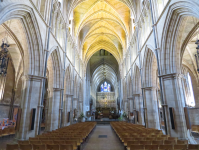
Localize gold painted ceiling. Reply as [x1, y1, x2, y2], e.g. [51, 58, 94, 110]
[73, 0, 131, 63]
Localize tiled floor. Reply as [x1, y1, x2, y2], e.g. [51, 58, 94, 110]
[83, 125, 124, 150]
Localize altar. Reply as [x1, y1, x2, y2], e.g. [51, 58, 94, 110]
[96, 92, 116, 108]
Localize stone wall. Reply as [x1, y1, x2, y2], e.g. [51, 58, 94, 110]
[189, 109, 199, 125]
[0, 105, 9, 120]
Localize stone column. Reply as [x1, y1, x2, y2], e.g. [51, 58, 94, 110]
[46, 88, 61, 131]
[73, 98, 78, 119]
[0, 76, 6, 101]
[129, 97, 137, 124]
[62, 94, 72, 126]
[124, 100, 128, 113]
[134, 94, 145, 126]
[143, 87, 160, 129]
[129, 98, 134, 112]
[15, 75, 43, 140]
[62, 94, 68, 127]
[161, 73, 196, 143]
[69, 95, 74, 125]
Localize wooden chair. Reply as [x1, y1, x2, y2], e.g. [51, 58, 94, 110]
[32, 144, 46, 150]
[145, 145, 159, 150]
[130, 145, 144, 150]
[6, 144, 19, 150]
[41, 140, 54, 144]
[29, 137, 39, 141]
[65, 141, 78, 150]
[159, 144, 173, 150]
[29, 141, 41, 144]
[174, 144, 187, 150]
[134, 138, 145, 141]
[168, 137, 178, 141]
[0, 129, 2, 138]
[124, 137, 136, 144]
[60, 144, 73, 150]
[46, 144, 59, 150]
[19, 144, 32, 150]
[146, 138, 156, 141]
[188, 144, 199, 150]
[39, 137, 49, 140]
[164, 140, 176, 145]
[53, 140, 66, 144]
[18, 141, 30, 144]
[49, 138, 60, 140]
[152, 141, 164, 145]
[156, 137, 167, 141]
[140, 141, 152, 145]
[2, 128, 10, 137]
[65, 138, 81, 145]
[127, 141, 140, 147]
[9, 127, 15, 135]
[150, 135, 158, 138]
[177, 140, 188, 145]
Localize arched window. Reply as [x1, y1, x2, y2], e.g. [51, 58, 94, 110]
[186, 73, 195, 107]
[104, 82, 108, 92]
[101, 84, 104, 92]
[108, 84, 111, 92]
[100, 82, 111, 92]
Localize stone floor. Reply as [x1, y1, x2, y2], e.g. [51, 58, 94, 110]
[83, 125, 124, 150]
[0, 135, 16, 150]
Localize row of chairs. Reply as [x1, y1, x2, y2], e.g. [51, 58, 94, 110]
[0, 127, 15, 138]
[110, 122, 199, 150]
[7, 144, 74, 150]
[6, 122, 96, 150]
[127, 144, 199, 150]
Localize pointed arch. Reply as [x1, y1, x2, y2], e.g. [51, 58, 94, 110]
[0, 3, 44, 76]
[160, 0, 199, 75]
[142, 46, 158, 88]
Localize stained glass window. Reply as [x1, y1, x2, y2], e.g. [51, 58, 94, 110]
[101, 84, 104, 92]
[108, 84, 111, 92]
[100, 82, 111, 92]
[104, 82, 108, 92]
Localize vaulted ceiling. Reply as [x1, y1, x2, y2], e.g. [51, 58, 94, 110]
[92, 64, 117, 91]
[89, 50, 119, 92]
[73, 0, 131, 63]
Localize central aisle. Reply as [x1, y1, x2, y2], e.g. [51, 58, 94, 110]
[83, 125, 124, 150]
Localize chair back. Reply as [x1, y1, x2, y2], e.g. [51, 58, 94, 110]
[18, 141, 29, 145]
[145, 144, 158, 150]
[174, 144, 187, 150]
[29, 141, 41, 144]
[59, 144, 73, 150]
[46, 144, 59, 150]
[6, 144, 19, 150]
[152, 141, 163, 145]
[32, 144, 46, 150]
[53, 140, 66, 144]
[41, 140, 54, 144]
[19, 144, 32, 150]
[159, 144, 173, 150]
[188, 144, 199, 150]
[130, 145, 144, 150]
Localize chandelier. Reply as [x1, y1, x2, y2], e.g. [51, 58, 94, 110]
[0, 40, 10, 76]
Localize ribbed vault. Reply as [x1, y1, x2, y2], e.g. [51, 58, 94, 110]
[91, 64, 117, 92]
[73, 0, 131, 63]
